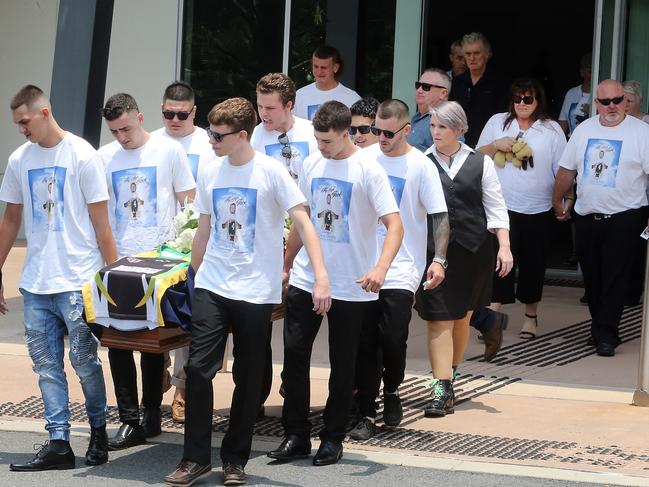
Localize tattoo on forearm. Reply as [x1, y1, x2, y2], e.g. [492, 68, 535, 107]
[431, 212, 450, 260]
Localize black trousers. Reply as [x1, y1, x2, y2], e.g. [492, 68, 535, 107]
[281, 285, 368, 443]
[355, 289, 414, 418]
[492, 210, 552, 304]
[183, 288, 272, 466]
[108, 348, 164, 424]
[575, 208, 645, 345]
[260, 322, 273, 406]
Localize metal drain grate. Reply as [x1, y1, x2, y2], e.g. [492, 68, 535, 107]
[3, 395, 649, 472]
[543, 277, 584, 288]
[466, 304, 643, 366]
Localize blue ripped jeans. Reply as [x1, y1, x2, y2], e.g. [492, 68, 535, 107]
[21, 289, 107, 440]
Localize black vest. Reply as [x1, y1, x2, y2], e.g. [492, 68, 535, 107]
[428, 151, 488, 253]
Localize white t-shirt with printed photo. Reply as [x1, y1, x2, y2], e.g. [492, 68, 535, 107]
[0, 132, 109, 294]
[294, 82, 361, 121]
[559, 115, 649, 215]
[250, 116, 318, 180]
[98, 137, 196, 257]
[151, 126, 212, 182]
[194, 152, 306, 304]
[477, 113, 567, 214]
[289, 149, 399, 302]
[365, 144, 447, 293]
[559, 85, 591, 137]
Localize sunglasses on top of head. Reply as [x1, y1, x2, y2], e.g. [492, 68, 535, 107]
[207, 127, 240, 142]
[348, 125, 372, 135]
[370, 123, 410, 139]
[162, 110, 192, 121]
[415, 81, 447, 92]
[513, 95, 536, 105]
[596, 96, 624, 106]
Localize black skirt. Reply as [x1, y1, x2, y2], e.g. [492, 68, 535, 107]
[415, 234, 495, 321]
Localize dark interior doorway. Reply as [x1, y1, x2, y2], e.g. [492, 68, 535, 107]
[422, 0, 596, 271]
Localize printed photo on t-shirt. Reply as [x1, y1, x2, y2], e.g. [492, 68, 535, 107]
[112, 166, 158, 230]
[212, 187, 257, 253]
[378, 175, 405, 236]
[187, 153, 199, 181]
[264, 141, 309, 179]
[28, 166, 66, 232]
[307, 104, 320, 121]
[310, 177, 352, 243]
[582, 139, 622, 188]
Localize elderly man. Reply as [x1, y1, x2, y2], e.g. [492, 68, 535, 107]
[407, 68, 451, 152]
[450, 32, 508, 147]
[447, 40, 467, 80]
[553, 79, 649, 357]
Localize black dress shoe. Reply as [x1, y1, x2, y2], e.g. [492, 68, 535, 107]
[313, 440, 343, 466]
[267, 435, 311, 461]
[596, 342, 615, 357]
[10, 442, 75, 471]
[85, 425, 108, 466]
[142, 408, 162, 438]
[108, 424, 146, 451]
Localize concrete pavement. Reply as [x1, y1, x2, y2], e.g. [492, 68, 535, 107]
[1, 244, 649, 486]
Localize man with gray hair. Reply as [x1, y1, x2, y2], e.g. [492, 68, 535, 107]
[450, 32, 508, 147]
[407, 68, 451, 152]
[447, 40, 467, 80]
[553, 79, 649, 357]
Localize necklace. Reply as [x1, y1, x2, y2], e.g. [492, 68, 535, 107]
[437, 144, 461, 158]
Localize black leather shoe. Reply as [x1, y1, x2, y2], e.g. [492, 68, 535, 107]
[142, 408, 162, 438]
[596, 342, 615, 357]
[108, 424, 146, 451]
[313, 440, 343, 466]
[85, 425, 108, 466]
[10, 442, 75, 471]
[587, 335, 596, 347]
[267, 435, 311, 461]
[423, 379, 454, 417]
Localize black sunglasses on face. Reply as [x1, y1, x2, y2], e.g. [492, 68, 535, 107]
[278, 132, 293, 159]
[162, 110, 191, 121]
[513, 95, 535, 105]
[415, 81, 447, 92]
[349, 125, 372, 135]
[596, 96, 624, 106]
[370, 123, 410, 139]
[207, 127, 240, 142]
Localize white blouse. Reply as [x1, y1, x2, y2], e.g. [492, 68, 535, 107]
[425, 143, 510, 231]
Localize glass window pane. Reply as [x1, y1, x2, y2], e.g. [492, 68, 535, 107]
[181, 0, 286, 126]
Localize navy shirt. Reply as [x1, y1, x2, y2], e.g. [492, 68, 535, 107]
[450, 65, 508, 148]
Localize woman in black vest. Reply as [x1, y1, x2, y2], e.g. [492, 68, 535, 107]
[416, 101, 512, 417]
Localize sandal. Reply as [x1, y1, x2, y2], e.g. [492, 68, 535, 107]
[519, 313, 537, 340]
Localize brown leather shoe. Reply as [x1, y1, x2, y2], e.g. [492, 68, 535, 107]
[171, 398, 185, 423]
[483, 311, 508, 362]
[223, 463, 247, 485]
[164, 460, 211, 486]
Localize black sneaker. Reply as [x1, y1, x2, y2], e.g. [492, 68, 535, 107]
[10, 441, 75, 471]
[223, 463, 246, 485]
[382, 393, 402, 427]
[349, 417, 376, 441]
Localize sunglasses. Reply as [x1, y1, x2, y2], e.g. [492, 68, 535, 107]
[348, 125, 372, 135]
[596, 96, 624, 106]
[162, 110, 191, 121]
[207, 127, 240, 142]
[415, 81, 447, 92]
[278, 133, 293, 159]
[101, 105, 135, 119]
[370, 123, 409, 139]
[513, 95, 535, 105]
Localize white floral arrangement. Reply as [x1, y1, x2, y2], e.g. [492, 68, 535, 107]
[167, 201, 199, 254]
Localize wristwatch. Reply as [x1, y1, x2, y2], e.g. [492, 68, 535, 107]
[432, 257, 448, 269]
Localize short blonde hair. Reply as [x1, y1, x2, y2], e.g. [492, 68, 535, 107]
[429, 101, 468, 136]
[623, 80, 643, 102]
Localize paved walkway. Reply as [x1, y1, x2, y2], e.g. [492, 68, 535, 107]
[1, 245, 648, 485]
